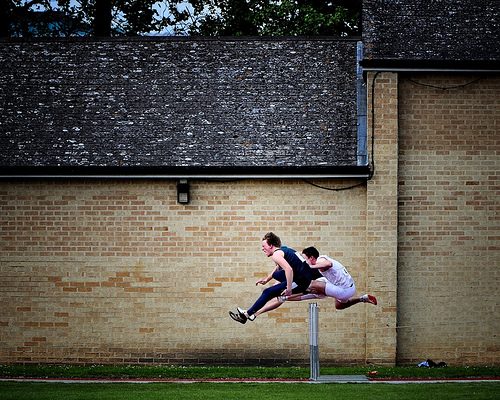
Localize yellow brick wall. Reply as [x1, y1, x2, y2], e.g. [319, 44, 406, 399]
[397, 74, 500, 364]
[366, 72, 399, 365]
[1, 178, 381, 365]
[2, 73, 496, 367]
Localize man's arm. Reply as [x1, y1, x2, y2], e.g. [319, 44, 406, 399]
[271, 250, 293, 296]
[309, 257, 332, 271]
[255, 265, 279, 285]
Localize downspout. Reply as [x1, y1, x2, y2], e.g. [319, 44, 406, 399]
[356, 41, 368, 168]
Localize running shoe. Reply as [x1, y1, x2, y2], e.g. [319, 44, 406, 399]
[237, 307, 255, 321]
[361, 294, 377, 305]
[236, 307, 247, 317]
[229, 310, 247, 324]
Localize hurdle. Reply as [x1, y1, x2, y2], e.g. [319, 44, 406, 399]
[308, 302, 369, 383]
[309, 302, 320, 380]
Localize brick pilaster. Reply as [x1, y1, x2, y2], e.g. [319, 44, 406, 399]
[365, 72, 398, 364]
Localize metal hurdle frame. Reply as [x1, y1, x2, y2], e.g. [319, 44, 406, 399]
[309, 302, 320, 380]
[308, 302, 368, 383]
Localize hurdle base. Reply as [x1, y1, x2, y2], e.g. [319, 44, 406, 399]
[310, 374, 370, 383]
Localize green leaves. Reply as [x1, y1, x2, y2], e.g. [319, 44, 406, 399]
[4, 1, 361, 37]
[191, 1, 361, 36]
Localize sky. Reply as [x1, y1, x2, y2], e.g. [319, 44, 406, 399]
[26, 0, 206, 36]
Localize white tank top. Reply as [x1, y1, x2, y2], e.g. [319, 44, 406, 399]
[318, 255, 354, 288]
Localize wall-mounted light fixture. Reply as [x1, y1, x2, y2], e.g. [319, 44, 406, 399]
[177, 179, 190, 204]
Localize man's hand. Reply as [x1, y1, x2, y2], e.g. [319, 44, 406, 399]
[282, 288, 292, 296]
[255, 277, 268, 286]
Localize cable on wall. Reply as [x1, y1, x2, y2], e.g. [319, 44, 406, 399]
[407, 77, 481, 91]
[302, 179, 365, 192]
[302, 71, 384, 192]
[366, 73, 480, 184]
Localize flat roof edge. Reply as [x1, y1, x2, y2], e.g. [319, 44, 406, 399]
[0, 165, 371, 180]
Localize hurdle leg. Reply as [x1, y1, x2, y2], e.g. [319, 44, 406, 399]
[309, 302, 320, 381]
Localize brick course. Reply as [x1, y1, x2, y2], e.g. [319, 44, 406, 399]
[397, 74, 500, 364]
[366, 72, 399, 364]
[0, 179, 375, 365]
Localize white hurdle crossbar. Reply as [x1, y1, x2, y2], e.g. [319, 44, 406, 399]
[309, 302, 320, 381]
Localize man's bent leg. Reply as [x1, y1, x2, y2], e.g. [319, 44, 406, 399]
[246, 282, 286, 316]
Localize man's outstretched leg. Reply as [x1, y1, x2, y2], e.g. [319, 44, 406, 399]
[229, 282, 285, 324]
[336, 294, 377, 310]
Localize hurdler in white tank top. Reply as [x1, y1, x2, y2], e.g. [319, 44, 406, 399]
[318, 255, 354, 289]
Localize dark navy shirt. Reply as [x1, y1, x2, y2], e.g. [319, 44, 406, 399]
[278, 246, 313, 285]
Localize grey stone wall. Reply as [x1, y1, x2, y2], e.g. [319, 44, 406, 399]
[0, 38, 360, 172]
[363, 0, 500, 62]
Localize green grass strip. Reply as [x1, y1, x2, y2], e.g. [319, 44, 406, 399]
[0, 364, 499, 379]
[0, 382, 499, 400]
